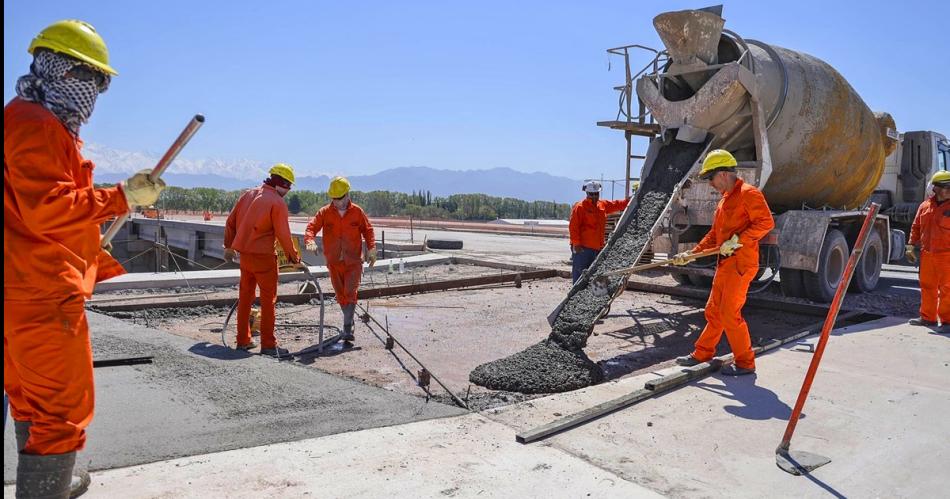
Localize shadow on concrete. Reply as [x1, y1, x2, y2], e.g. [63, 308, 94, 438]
[187, 342, 252, 360]
[694, 375, 798, 421]
[294, 344, 362, 364]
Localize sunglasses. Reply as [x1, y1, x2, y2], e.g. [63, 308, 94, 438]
[64, 64, 110, 92]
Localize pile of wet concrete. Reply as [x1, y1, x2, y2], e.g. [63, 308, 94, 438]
[470, 139, 708, 394]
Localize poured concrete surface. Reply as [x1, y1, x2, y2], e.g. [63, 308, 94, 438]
[3, 312, 464, 483]
[44, 413, 661, 498]
[484, 317, 950, 497]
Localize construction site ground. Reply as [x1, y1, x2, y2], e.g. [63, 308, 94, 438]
[4, 221, 943, 497]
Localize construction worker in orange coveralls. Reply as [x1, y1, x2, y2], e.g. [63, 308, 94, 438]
[673, 150, 775, 375]
[569, 180, 631, 283]
[4, 20, 165, 498]
[304, 177, 377, 344]
[905, 170, 950, 333]
[224, 163, 302, 356]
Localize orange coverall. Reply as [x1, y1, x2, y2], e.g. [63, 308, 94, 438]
[304, 202, 375, 305]
[225, 184, 300, 348]
[569, 197, 631, 250]
[910, 196, 950, 323]
[4, 98, 129, 455]
[689, 179, 774, 369]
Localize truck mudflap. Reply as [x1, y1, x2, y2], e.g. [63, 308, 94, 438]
[546, 134, 713, 350]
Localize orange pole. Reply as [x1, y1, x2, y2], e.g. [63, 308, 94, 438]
[778, 203, 880, 451]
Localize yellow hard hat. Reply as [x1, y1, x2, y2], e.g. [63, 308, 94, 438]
[328, 176, 351, 198]
[932, 170, 950, 186]
[269, 163, 295, 184]
[699, 149, 738, 179]
[28, 20, 117, 75]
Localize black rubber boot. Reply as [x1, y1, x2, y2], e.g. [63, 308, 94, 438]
[15, 451, 87, 499]
[341, 304, 356, 341]
[14, 422, 90, 498]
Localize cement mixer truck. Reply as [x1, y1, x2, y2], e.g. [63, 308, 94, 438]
[598, 5, 949, 302]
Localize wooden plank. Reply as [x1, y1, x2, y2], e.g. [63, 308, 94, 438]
[515, 388, 655, 444]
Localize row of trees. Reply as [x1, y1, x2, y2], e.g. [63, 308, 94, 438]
[105, 185, 572, 221]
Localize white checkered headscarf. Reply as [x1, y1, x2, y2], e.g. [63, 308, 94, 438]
[15, 50, 110, 136]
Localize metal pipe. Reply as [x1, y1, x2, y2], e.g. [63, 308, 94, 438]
[101, 114, 205, 247]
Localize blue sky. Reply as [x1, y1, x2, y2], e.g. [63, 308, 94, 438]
[5, 1, 948, 180]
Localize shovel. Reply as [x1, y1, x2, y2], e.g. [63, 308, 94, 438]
[589, 247, 721, 297]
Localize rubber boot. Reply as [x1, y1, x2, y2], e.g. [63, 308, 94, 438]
[14, 421, 90, 498]
[341, 304, 356, 341]
[15, 451, 83, 499]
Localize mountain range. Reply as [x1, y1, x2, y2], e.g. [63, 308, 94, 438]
[85, 144, 588, 203]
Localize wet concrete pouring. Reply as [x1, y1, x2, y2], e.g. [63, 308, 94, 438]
[471, 139, 709, 393]
[93, 269, 831, 412]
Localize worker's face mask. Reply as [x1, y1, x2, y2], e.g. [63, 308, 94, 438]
[332, 195, 349, 211]
[276, 186, 290, 197]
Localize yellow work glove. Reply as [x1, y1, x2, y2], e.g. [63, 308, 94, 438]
[305, 240, 318, 253]
[905, 244, 918, 264]
[671, 252, 692, 266]
[122, 169, 166, 207]
[224, 248, 236, 263]
[367, 247, 378, 267]
[719, 234, 743, 257]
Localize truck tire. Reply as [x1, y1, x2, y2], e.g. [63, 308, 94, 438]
[426, 238, 463, 250]
[803, 229, 848, 303]
[671, 272, 692, 286]
[849, 228, 883, 293]
[779, 267, 806, 298]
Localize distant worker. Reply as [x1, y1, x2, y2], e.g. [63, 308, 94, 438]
[905, 170, 950, 332]
[224, 163, 301, 356]
[304, 176, 377, 344]
[569, 180, 631, 283]
[673, 150, 775, 375]
[5, 20, 165, 497]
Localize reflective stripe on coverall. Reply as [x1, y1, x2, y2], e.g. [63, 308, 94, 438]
[304, 202, 375, 305]
[689, 178, 774, 369]
[910, 196, 950, 322]
[224, 184, 299, 346]
[4, 98, 129, 454]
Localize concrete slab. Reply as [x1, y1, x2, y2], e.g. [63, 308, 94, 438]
[3, 311, 464, 483]
[18, 414, 660, 498]
[483, 317, 950, 498]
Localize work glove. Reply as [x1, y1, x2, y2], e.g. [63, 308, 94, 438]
[122, 169, 166, 207]
[719, 234, 742, 257]
[102, 241, 113, 253]
[367, 247, 378, 267]
[905, 244, 918, 264]
[671, 252, 692, 266]
[306, 240, 318, 253]
[572, 245, 584, 254]
[224, 248, 236, 263]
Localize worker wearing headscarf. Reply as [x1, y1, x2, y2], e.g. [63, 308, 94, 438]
[4, 20, 164, 497]
[224, 163, 301, 356]
[304, 177, 376, 343]
[569, 180, 631, 283]
[672, 150, 775, 375]
[905, 170, 950, 332]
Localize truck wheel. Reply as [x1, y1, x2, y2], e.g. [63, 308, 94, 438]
[779, 267, 806, 298]
[671, 272, 692, 286]
[849, 228, 883, 293]
[803, 229, 848, 303]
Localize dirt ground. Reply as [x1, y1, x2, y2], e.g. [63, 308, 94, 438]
[98, 273, 821, 411]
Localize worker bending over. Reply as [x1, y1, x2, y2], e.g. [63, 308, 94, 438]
[224, 163, 301, 356]
[569, 180, 631, 283]
[905, 170, 950, 333]
[5, 20, 164, 498]
[673, 150, 775, 375]
[304, 177, 377, 343]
